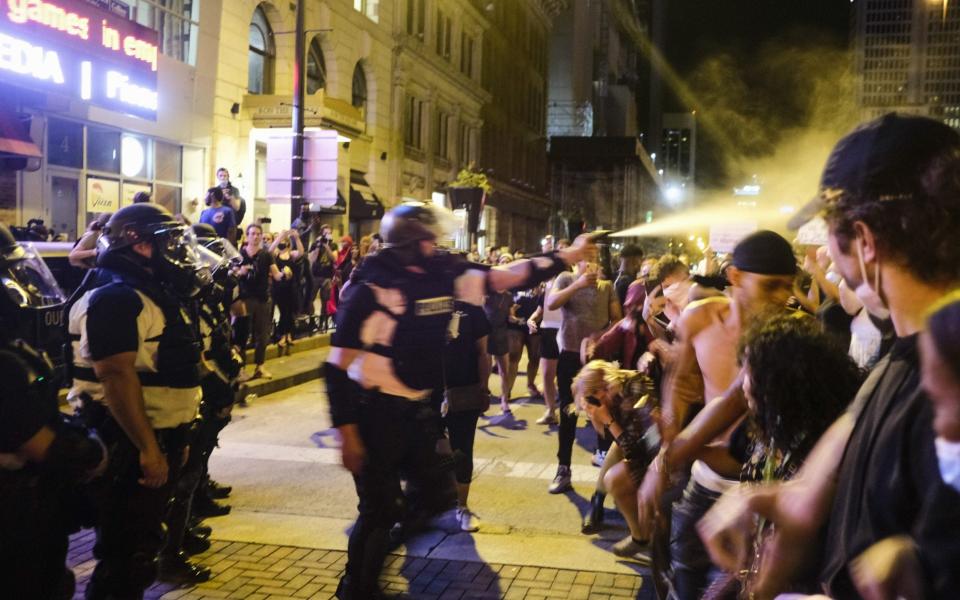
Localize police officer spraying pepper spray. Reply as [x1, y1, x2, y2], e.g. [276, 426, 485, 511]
[66, 204, 212, 600]
[326, 202, 597, 599]
[0, 224, 107, 600]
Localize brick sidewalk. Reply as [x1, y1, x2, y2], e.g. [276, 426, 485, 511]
[68, 530, 652, 600]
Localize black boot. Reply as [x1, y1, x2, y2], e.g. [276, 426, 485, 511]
[581, 491, 606, 534]
[206, 479, 232, 499]
[193, 494, 231, 518]
[183, 530, 212, 555]
[157, 552, 212, 585]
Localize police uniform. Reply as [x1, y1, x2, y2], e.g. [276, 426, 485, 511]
[328, 240, 570, 599]
[69, 264, 202, 599]
[0, 225, 104, 600]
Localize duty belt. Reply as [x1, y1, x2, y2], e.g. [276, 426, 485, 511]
[72, 366, 197, 388]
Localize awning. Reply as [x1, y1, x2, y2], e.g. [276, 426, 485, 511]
[0, 110, 41, 158]
[315, 189, 347, 214]
[349, 171, 384, 220]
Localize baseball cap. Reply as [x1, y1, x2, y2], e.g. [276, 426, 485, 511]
[788, 113, 960, 230]
[731, 230, 796, 276]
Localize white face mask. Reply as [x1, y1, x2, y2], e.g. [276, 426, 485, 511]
[935, 437, 960, 492]
[854, 238, 890, 320]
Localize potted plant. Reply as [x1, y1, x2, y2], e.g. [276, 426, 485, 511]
[448, 163, 491, 235]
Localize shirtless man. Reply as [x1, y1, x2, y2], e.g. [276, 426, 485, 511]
[638, 230, 798, 599]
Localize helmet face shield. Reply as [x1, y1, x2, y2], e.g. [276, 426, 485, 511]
[152, 225, 211, 298]
[2, 243, 66, 308]
[202, 237, 243, 268]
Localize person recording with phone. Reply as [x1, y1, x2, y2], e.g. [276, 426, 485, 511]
[546, 257, 622, 494]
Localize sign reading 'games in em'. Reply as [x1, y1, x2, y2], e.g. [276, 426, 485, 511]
[0, 0, 159, 119]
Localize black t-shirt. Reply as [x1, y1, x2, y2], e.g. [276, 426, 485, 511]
[87, 284, 143, 359]
[820, 335, 960, 598]
[240, 247, 275, 301]
[511, 289, 542, 330]
[444, 302, 492, 389]
[310, 238, 337, 279]
[0, 345, 54, 453]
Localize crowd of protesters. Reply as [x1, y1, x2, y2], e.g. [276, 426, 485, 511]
[5, 113, 960, 599]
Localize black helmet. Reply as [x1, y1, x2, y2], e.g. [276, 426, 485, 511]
[192, 222, 218, 241]
[380, 202, 458, 247]
[0, 223, 66, 346]
[0, 221, 26, 263]
[98, 204, 211, 298]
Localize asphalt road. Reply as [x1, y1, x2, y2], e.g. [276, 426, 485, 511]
[206, 349, 649, 578]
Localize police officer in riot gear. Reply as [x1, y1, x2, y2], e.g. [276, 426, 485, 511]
[0, 224, 106, 599]
[327, 202, 596, 599]
[157, 225, 244, 580]
[67, 203, 210, 600]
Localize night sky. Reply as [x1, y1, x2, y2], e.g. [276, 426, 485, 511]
[660, 0, 853, 187]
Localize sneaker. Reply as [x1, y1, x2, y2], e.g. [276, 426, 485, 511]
[456, 507, 480, 532]
[592, 450, 607, 468]
[527, 385, 543, 399]
[535, 410, 557, 425]
[611, 536, 652, 564]
[548, 465, 572, 494]
[253, 368, 273, 380]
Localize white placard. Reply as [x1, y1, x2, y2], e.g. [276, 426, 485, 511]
[86, 177, 120, 213]
[709, 222, 757, 253]
[796, 217, 829, 246]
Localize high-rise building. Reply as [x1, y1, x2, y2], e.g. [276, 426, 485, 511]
[853, 0, 960, 129]
[660, 111, 695, 187]
[546, 0, 662, 236]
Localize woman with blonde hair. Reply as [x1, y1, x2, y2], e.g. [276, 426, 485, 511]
[573, 360, 659, 561]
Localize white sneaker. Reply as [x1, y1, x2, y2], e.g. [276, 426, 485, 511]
[457, 507, 480, 532]
[612, 536, 651, 564]
[592, 450, 607, 467]
[548, 465, 572, 494]
[536, 410, 557, 425]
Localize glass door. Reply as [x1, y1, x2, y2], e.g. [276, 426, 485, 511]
[48, 174, 79, 241]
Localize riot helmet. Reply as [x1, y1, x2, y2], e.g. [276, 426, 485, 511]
[379, 202, 458, 265]
[98, 204, 211, 298]
[0, 223, 67, 345]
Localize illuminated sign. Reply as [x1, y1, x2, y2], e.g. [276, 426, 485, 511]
[0, 0, 159, 119]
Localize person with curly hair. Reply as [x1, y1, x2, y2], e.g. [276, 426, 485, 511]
[701, 314, 861, 599]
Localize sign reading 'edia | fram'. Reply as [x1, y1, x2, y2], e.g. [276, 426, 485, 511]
[0, 0, 159, 119]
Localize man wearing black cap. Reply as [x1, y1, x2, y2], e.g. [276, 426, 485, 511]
[698, 114, 960, 599]
[636, 229, 798, 598]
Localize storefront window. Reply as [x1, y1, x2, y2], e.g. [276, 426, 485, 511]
[47, 119, 83, 169]
[121, 134, 152, 179]
[155, 140, 182, 183]
[87, 128, 121, 173]
[154, 184, 181, 215]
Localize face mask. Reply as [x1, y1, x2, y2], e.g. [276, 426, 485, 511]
[935, 437, 960, 492]
[663, 279, 692, 308]
[854, 238, 890, 320]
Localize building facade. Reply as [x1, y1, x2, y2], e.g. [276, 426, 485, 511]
[0, 0, 208, 239]
[853, 0, 960, 129]
[546, 0, 661, 236]
[1, 0, 555, 249]
[474, 0, 555, 253]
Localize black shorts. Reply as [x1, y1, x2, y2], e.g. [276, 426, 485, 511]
[540, 327, 560, 360]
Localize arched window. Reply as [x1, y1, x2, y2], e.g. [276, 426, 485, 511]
[306, 36, 326, 94]
[248, 5, 275, 94]
[351, 62, 367, 109]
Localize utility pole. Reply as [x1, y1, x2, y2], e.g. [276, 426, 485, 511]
[291, 0, 306, 225]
